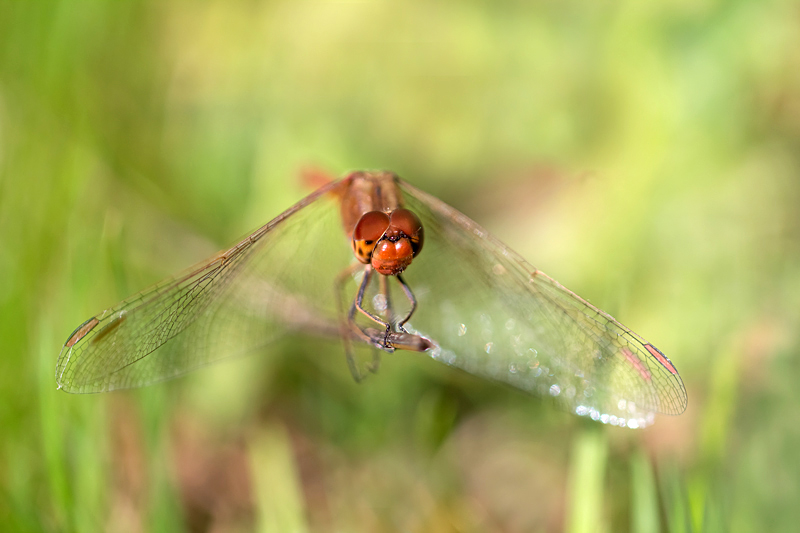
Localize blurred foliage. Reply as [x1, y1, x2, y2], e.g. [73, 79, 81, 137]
[1, 0, 799, 531]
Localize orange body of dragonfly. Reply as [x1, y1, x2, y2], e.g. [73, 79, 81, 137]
[57, 171, 687, 428]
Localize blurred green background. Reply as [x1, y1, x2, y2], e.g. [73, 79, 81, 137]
[1, 1, 799, 531]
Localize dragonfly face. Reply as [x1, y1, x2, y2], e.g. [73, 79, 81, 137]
[56, 170, 687, 428]
[351, 208, 424, 275]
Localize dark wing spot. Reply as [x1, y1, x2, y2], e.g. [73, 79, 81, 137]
[65, 317, 100, 348]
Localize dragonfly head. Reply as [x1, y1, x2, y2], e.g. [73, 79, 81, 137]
[352, 208, 424, 275]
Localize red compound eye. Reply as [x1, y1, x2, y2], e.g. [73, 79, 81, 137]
[389, 208, 424, 257]
[352, 211, 390, 264]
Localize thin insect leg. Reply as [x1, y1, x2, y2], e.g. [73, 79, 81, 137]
[354, 267, 392, 336]
[346, 284, 375, 344]
[354, 267, 398, 351]
[334, 262, 372, 382]
[377, 273, 395, 354]
[395, 274, 417, 333]
[371, 274, 394, 371]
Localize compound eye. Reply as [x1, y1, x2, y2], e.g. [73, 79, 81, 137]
[389, 208, 424, 257]
[352, 211, 390, 263]
[354, 211, 391, 241]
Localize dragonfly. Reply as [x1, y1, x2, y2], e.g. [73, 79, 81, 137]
[56, 170, 687, 428]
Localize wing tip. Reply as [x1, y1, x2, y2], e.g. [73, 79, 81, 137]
[640, 343, 688, 416]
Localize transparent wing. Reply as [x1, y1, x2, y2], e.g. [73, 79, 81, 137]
[395, 180, 687, 428]
[57, 173, 687, 428]
[56, 180, 352, 393]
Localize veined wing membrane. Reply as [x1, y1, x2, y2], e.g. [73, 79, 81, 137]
[57, 171, 686, 428]
[396, 180, 687, 427]
[56, 180, 351, 393]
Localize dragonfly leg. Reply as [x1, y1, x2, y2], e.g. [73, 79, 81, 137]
[362, 274, 393, 374]
[353, 266, 393, 348]
[395, 274, 417, 333]
[335, 263, 391, 381]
